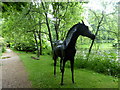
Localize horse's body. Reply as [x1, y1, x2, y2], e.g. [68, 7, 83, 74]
[53, 21, 95, 85]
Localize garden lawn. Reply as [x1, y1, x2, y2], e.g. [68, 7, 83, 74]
[17, 51, 119, 88]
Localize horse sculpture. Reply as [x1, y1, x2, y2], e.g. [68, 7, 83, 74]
[53, 21, 95, 85]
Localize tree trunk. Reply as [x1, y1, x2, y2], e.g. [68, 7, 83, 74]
[38, 20, 42, 55]
[41, 2, 53, 50]
[33, 31, 40, 58]
[53, 3, 60, 40]
[54, 23, 59, 40]
[39, 31, 42, 55]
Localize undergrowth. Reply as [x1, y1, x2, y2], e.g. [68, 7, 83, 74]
[65, 49, 120, 77]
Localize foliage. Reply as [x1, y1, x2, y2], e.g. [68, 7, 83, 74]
[73, 49, 120, 77]
[1, 2, 84, 50]
[0, 37, 6, 53]
[2, 1, 118, 51]
[13, 42, 37, 52]
[16, 51, 118, 88]
[2, 2, 27, 12]
[86, 2, 118, 44]
[1, 45, 6, 53]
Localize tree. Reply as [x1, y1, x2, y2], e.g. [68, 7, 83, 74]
[41, 1, 54, 50]
[85, 1, 118, 59]
[1, 1, 86, 57]
[87, 10, 104, 60]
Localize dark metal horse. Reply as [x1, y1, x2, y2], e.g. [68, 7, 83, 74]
[53, 21, 95, 85]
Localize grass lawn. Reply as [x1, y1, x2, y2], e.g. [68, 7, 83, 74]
[16, 51, 119, 88]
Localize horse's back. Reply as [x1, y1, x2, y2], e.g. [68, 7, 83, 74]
[53, 40, 65, 59]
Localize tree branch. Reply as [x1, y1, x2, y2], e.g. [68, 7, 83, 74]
[87, 11, 104, 60]
[27, 29, 49, 35]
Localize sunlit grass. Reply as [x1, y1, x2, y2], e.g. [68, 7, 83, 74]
[16, 51, 118, 88]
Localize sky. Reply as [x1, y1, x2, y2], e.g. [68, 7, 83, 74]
[82, 0, 119, 24]
[84, 0, 119, 13]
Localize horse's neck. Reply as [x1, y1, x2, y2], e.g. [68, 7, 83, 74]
[64, 32, 79, 48]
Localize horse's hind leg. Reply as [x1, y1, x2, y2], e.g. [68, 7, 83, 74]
[54, 59, 56, 76]
[61, 61, 66, 85]
[60, 58, 62, 72]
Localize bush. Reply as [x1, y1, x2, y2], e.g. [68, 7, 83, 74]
[14, 43, 37, 52]
[74, 50, 119, 77]
[0, 37, 6, 53]
[2, 47, 6, 53]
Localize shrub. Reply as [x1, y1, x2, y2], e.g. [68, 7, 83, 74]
[51, 48, 119, 77]
[14, 43, 37, 52]
[0, 37, 6, 53]
[2, 46, 6, 53]
[74, 50, 119, 77]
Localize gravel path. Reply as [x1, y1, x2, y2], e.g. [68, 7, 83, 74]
[0, 48, 31, 88]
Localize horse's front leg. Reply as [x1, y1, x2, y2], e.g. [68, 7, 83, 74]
[54, 59, 56, 76]
[70, 59, 74, 83]
[60, 48, 64, 73]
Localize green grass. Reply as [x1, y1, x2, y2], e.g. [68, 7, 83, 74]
[16, 51, 119, 88]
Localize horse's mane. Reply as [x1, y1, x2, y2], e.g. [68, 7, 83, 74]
[64, 22, 81, 46]
[66, 23, 79, 38]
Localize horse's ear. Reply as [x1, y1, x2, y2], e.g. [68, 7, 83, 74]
[82, 20, 84, 24]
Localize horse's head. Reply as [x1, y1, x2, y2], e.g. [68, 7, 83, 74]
[77, 21, 95, 40]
